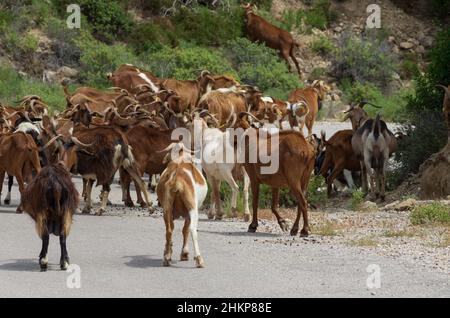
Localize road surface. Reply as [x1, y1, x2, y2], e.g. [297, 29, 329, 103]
[1, 121, 448, 298]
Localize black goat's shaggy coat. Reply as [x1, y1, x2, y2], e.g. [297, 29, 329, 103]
[21, 163, 79, 271]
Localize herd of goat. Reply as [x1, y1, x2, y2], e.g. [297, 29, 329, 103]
[0, 62, 403, 269]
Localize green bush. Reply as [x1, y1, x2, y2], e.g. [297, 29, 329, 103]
[76, 33, 142, 86]
[394, 27, 450, 185]
[310, 35, 334, 55]
[304, 0, 336, 30]
[410, 203, 450, 225]
[331, 34, 396, 88]
[280, 9, 303, 31]
[307, 175, 327, 207]
[340, 80, 410, 122]
[128, 21, 177, 54]
[350, 189, 365, 210]
[225, 38, 302, 99]
[54, 0, 134, 42]
[0, 62, 66, 112]
[171, 6, 244, 46]
[145, 45, 238, 80]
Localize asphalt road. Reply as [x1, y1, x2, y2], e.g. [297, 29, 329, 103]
[1, 121, 448, 298]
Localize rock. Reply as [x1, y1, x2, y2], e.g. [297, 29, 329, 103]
[42, 70, 58, 83]
[331, 93, 340, 102]
[383, 200, 400, 211]
[57, 66, 78, 78]
[334, 26, 343, 33]
[360, 201, 378, 213]
[400, 42, 414, 50]
[416, 45, 425, 54]
[422, 36, 434, 48]
[395, 198, 418, 211]
[392, 45, 400, 54]
[388, 36, 396, 44]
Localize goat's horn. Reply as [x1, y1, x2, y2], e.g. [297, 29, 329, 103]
[436, 84, 450, 97]
[42, 134, 63, 149]
[71, 136, 94, 148]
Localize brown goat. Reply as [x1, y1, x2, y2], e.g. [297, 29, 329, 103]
[288, 80, 330, 136]
[242, 3, 301, 76]
[161, 71, 216, 112]
[0, 132, 41, 212]
[21, 163, 79, 271]
[240, 129, 316, 236]
[318, 130, 361, 196]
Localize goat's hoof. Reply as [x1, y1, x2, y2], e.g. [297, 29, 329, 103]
[300, 229, 309, 237]
[207, 213, 214, 220]
[4, 199, 10, 205]
[380, 195, 386, 202]
[243, 213, 250, 222]
[15, 207, 23, 214]
[290, 228, 299, 236]
[215, 214, 224, 221]
[124, 200, 134, 208]
[248, 224, 257, 233]
[180, 252, 189, 261]
[194, 256, 205, 268]
[60, 260, 69, 271]
[95, 208, 106, 216]
[139, 202, 148, 208]
[39, 258, 48, 271]
[231, 208, 238, 218]
[163, 259, 171, 267]
[107, 200, 112, 206]
[81, 207, 91, 214]
[279, 220, 289, 232]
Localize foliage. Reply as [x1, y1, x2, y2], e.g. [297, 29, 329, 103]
[307, 175, 327, 207]
[340, 80, 411, 122]
[171, 5, 244, 46]
[331, 34, 396, 88]
[310, 35, 334, 55]
[303, 0, 337, 30]
[75, 33, 142, 86]
[145, 45, 238, 80]
[350, 189, 365, 210]
[225, 38, 302, 99]
[410, 203, 450, 225]
[0, 62, 66, 112]
[394, 27, 450, 184]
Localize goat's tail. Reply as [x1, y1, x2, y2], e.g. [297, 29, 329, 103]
[373, 113, 381, 139]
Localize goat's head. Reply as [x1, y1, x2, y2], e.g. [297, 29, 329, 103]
[213, 75, 240, 90]
[342, 102, 369, 131]
[198, 70, 215, 93]
[311, 80, 330, 101]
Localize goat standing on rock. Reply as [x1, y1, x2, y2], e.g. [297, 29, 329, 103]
[21, 163, 79, 271]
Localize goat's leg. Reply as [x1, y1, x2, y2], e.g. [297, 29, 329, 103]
[163, 214, 174, 266]
[290, 47, 302, 77]
[96, 184, 111, 215]
[126, 167, 153, 212]
[326, 162, 345, 196]
[120, 169, 134, 207]
[242, 167, 251, 222]
[189, 208, 204, 268]
[82, 179, 94, 214]
[15, 175, 25, 213]
[135, 181, 147, 208]
[0, 171, 4, 205]
[248, 180, 260, 233]
[39, 233, 50, 272]
[271, 188, 288, 231]
[4, 175, 13, 205]
[149, 174, 158, 192]
[281, 48, 293, 73]
[59, 234, 69, 270]
[180, 218, 191, 261]
[360, 161, 369, 194]
[82, 178, 87, 201]
[288, 181, 309, 237]
[223, 173, 239, 218]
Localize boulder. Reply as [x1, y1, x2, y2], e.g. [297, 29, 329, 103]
[57, 66, 78, 78]
[400, 41, 414, 50]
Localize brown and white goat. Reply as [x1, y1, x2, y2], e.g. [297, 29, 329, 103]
[156, 144, 208, 268]
[21, 162, 79, 271]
